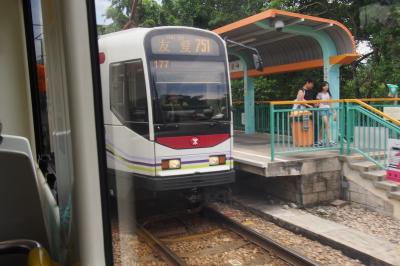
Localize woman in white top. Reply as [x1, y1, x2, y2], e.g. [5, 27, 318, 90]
[315, 81, 335, 146]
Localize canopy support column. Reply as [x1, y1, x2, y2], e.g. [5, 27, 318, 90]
[231, 52, 255, 134]
[326, 64, 340, 100]
[244, 73, 255, 134]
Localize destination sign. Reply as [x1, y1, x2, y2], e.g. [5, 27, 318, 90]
[150, 33, 220, 56]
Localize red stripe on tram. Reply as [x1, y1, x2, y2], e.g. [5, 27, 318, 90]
[156, 134, 230, 149]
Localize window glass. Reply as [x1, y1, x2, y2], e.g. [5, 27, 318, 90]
[25, 0, 78, 264]
[126, 61, 148, 122]
[110, 63, 125, 120]
[110, 60, 148, 123]
[30, 0, 53, 169]
[151, 60, 229, 123]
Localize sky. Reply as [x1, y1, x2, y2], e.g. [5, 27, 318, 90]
[95, 0, 112, 25]
[31, 0, 44, 61]
[357, 40, 373, 56]
[95, 0, 162, 25]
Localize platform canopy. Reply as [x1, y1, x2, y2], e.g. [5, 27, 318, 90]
[214, 9, 358, 79]
[213, 9, 359, 134]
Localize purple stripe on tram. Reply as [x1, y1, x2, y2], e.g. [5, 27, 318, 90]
[105, 140, 155, 163]
[108, 145, 232, 167]
[106, 150, 156, 167]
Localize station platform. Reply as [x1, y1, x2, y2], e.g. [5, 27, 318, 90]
[233, 131, 340, 177]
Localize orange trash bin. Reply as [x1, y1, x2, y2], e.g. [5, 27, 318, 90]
[290, 110, 314, 147]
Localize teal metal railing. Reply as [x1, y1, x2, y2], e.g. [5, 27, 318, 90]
[234, 103, 271, 132]
[269, 102, 344, 161]
[346, 102, 400, 169]
[233, 102, 399, 133]
[233, 105, 245, 131]
[233, 99, 400, 170]
[255, 104, 270, 132]
[234, 103, 289, 133]
[267, 99, 400, 167]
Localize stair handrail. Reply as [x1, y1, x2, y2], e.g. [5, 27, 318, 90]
[345, 99, 400, 127]
[344, 101, 400, 169]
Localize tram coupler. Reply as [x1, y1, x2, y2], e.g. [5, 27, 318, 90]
[184, 188, 203, 204]
[204, 185, 232, 204]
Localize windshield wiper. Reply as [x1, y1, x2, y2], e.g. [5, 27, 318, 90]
[209, 120, 226, 127]
[159, 123, 180, 129]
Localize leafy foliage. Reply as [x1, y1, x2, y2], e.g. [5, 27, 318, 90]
[103, 0, 162, 30]
[98, 0, 400, 101]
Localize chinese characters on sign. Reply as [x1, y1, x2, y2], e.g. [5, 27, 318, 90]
[151, 33, 220, 56]
[180, 38, 191, 53]
[229, 60, 243, 72]
[159, 39, 170, 53]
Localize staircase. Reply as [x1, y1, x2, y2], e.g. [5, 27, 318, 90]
[342, 155, 400, 219]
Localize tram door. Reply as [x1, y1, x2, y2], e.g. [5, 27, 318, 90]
[105, 59, 155, 178]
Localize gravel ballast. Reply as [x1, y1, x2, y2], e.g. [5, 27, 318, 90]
[112, 226, 167, 266]
[213, 203, 364, 266]
[307, 204, 400, 245]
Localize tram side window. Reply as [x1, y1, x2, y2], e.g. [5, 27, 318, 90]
[110, 63, 125, 120]
[126, 61, 148, 122]
[110, 60, 149, 135]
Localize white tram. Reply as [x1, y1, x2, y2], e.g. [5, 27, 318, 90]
[99, 27, 235, 191]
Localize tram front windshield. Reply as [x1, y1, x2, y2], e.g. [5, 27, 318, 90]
[151, 60, 229, 124]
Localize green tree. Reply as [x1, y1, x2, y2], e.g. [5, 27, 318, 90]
[342, 3, 400, 98]
[98, 0, 400, 100]
[103, 0, 162, 33]
[160, 0, 271, 29]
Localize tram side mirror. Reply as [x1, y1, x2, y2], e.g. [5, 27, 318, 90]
[252, 53, 264, 72]
[224, 38, 263, 72]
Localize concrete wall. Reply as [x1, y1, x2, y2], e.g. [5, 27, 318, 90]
[0, 1, 34, 143]
[346, 179, 393, 216]
[341, 163, 396, 217]
[300, 170, 341, 205]
[260, 170, 341, 206]
[267, 157, 342, 206]
[236, 157, 342, 206]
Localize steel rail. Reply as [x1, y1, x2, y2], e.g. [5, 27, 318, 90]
[204, 207, 321, 266]
[137, 225, 188, 266]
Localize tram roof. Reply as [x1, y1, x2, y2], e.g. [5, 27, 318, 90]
[214, 9, 358, 79]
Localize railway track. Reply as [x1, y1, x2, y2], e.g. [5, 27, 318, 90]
[138, 206, 320, 266]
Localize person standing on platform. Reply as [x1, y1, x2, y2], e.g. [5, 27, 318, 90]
[315, 81, 336, 146]
[296, 79, 315, 108]
[302, 79, 315, 101]
[296, 79, 321, 145]
[293, 79, 313, 109]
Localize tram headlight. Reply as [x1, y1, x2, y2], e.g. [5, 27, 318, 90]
[209, 155, 226, 166]
[161, 159, 181, 170]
